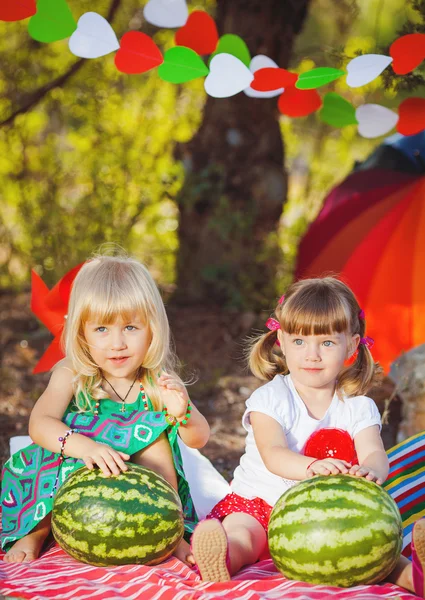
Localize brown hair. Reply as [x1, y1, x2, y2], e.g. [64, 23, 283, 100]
[249, 276, 381, 397]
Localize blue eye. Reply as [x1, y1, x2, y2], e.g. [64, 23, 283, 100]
[96, 326, 107, 333]
[294, 339, 304, 346]
[125, 325, 136, 331]
[323, 340, 334, 347]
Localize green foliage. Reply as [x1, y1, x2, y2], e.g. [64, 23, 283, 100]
[0, 0, 213, 288]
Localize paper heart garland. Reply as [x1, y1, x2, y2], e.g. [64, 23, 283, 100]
[205, 53, 253, 98]
[115, 31, 163, 74]
[69, 12, 119, 59]
[209, 34, 251, 68]
[278, 87, 322, 117]
[244, 55, 284, 98]
[296, 67, 345, 90]
[0, 0, 36, 22]
[346, 54, 393, 88]
[175, 10, 218, 56]
[158, 46, 209, 83]
[251, 67, 298, 91]
[143, 0, 188, 28]
[397, 97, 425, 136]
[356, 104, 398, 138]
[28, 0, 77, 43]
[390, 33, 425, 75]
[319, 92, 357, 127]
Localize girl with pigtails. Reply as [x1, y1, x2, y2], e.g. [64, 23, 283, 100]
[191, 276, 425, 596]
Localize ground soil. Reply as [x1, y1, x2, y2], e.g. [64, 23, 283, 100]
[0, 290, 402, 479]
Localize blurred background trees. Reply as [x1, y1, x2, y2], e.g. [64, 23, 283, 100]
[0, 0, 421, 304]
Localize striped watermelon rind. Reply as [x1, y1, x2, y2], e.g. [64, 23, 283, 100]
[52, 463, 184, 566]
[268, 474, 403, 588]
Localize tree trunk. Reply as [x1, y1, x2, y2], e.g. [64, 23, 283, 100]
[174, 0, 311, 310]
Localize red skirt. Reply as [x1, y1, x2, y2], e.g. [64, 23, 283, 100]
[207, 492, 273, 532]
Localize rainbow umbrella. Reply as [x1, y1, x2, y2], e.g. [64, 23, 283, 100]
[295, 133, 425, 372]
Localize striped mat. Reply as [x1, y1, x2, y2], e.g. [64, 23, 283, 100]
[1, 431, 425, 600]
[384, 430, 425, 559]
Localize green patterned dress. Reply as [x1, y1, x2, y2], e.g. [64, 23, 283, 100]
[1, 391, 198, 550]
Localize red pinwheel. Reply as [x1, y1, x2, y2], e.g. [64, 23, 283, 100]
[31, 263, 83, 373]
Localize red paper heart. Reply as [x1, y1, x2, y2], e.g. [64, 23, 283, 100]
[390, 33, 425, 75]
[0, 0, 36, 21]
[278, 87, 322, 117]
[397, 97, 425, 136]
[175, 10, 218, 56]
[115, 31, 163, 75]
[251, 67, 298, 91]
[304, 428, 358, 465]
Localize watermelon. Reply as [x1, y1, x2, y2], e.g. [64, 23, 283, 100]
[51, 463, 184, 566]
[268, 475, 403, 587]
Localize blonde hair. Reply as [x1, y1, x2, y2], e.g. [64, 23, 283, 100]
[249, 276, 381, 397]
[63, 254, 176, 411]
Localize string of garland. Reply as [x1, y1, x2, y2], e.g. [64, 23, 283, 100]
[1, 0, 425, 138]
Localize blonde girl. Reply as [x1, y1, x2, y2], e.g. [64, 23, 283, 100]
[2, 254, 210, 565]
[191, 276, 425, 596]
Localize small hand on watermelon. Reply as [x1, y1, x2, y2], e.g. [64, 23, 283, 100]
[348, 464, 384, 485]
[81, 439, 130, 476]
[306, 457, 351, 478]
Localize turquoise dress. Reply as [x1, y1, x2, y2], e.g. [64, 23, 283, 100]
[1, 391, 198, 550]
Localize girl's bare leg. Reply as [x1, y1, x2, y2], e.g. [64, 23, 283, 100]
[132, 432, 178, 491]
[387, 519, 425, 595]
[191, 512, 267, 581]
[386, 555, 413, 591]
[132, 434, 194, 565]
[3, 514, 52, 563]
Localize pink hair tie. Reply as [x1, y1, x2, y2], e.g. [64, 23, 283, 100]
[278, 294, 285, 305]
[360, 336, 374, 349]
[266, 318, 281, 332]
[359, 309, 365, 319]
[265, 317, 281, 346]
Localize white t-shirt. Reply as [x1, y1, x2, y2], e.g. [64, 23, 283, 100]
[231, 373, 382, 507]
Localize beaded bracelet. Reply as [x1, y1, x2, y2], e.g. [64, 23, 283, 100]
[163, 399, 192, 428]
[50, 428, 79, 497]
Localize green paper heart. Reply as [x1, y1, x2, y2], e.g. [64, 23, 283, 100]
[209, 34, 251, 67]
[28, 0, 76, 43]
[296, 67, 345, 90]
[158, 47, 209, 84]
[319, 93, 358, 127]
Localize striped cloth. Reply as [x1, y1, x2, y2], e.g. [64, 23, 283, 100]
[1, 432, 425, 600]
[384, 430, 425, 559]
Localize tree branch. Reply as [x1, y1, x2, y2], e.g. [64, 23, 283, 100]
[0, 0, 122, 128]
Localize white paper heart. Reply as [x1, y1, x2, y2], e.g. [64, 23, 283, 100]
[68, 12, 119, 59]
[205, 53, 254, 98]
[356, 104, 399, 138]
[143, 0, 188, 28]
[244, 54, 284, 98]
[346, 54, 393, 88]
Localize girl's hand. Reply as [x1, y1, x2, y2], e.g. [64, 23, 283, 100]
[82, 442, 130, 477]
[158, 373, 190, 420]
[306, 458, 351, 478]
[348, 464, 384, 485]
